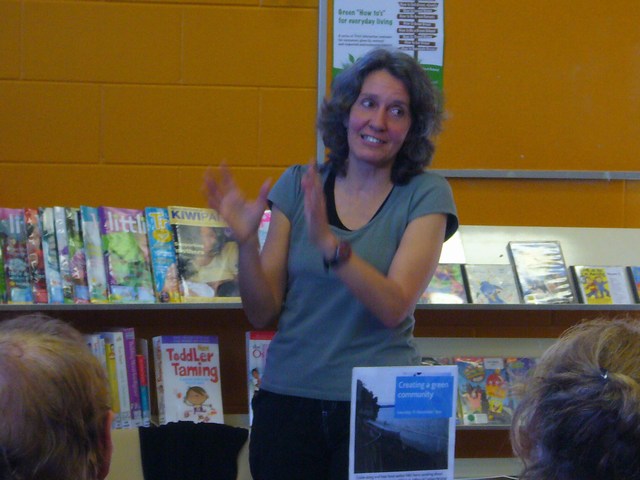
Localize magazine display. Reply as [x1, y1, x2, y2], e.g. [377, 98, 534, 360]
[168, 206, 239, 302]
[24, 208, 48, 303]
[507, 241, 575, 304]
[153, 335, 224, 424]
[463, 264, 521, 304]
[350, 365, 457, 480]
[455, 356, 489, 426]
[418, 264, 468, 304]
[571, 265, 634, 305]
[0, 208, 32, 303]
[145, 207, 181, 303]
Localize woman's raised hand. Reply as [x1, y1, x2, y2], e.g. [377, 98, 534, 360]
[204, 165, 271, 245]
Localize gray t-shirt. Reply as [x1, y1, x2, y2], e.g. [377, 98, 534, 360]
[261, 165, 458, 401]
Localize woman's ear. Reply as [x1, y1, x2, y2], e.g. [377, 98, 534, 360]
[98, 411, 115, 480]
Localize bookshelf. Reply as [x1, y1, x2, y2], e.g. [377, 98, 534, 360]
[2, 225, 640, 468]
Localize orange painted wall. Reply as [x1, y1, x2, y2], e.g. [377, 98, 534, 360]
[1, 0, 639, 228]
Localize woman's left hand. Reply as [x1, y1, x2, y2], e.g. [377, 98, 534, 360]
[301, 161, 336, 257]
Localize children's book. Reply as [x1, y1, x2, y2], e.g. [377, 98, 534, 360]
[627, 266, 640, 303]
[0, 208, 33, 303]
[153, 335, 224, 425]
[418, 263, 468, 304]
[258, 209, 271, 251]
[39, 208, 64, 304]
[53, 206, 74, 303]
[571, 265, 634, 305]
[507, 241, 575, 304]
[145, 207, 181, 303]
[98, 207, 155, 303]
[65, 207, 91, 304]
[24, 208, 48, 303]
[483, 357, 512, 425]
[168, 206, 239, 302]
[455, 356, 489, 426]
[111, 327, 143, 427]
[80, 206, 109, 303]
[463, 264, 521, 305]
[504, 357, 537, 411]
[101, 331, 132, 429]
[136, 338, 152, 427]
[0, 241, 6, 303]
[245, 330, 275, 425]
[350, 365, 457, 480]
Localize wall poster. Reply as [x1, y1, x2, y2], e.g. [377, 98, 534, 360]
[332, 0, 444, 88]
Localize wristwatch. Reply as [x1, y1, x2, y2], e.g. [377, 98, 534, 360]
[323, 240, 352, 271]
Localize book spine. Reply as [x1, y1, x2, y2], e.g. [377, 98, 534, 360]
[120, 328, 142, 426]
[39, 208, 64, 304]
[145, 207, 181, 303]
[80, 206, 109, 303]
[0, 242, 6, 303]
[103, 339, 123, 429]
[111, 332, 132, 428]
[152, 337, 166, 425]
[24, 208, 48, 304]
[0, 208, 33, 303]
[136, 347, 151, 427]
[53, 206, 74, 303]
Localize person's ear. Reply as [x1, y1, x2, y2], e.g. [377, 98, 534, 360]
[98, 410, 115, 480]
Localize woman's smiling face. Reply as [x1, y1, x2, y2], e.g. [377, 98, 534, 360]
[346, 69, 412, 169]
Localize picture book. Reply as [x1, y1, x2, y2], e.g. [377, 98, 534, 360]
[53, 206, 74, 303]
[0, 241, 6, 303]
[507, 241, 575, 304]
[627, 266, 640, 303]
[24, 208, 48, 303]
[80, 206, 109, 303]
[168, 206, 239, 302]
[504, 357, 537, 411]
[0, 208, 33, 303]
[101, 331, 132, 429]
[153, 335, 224, 425]
[463, 264, 521, 305]
[455, 356, 489, 426]
[98, 206, 155, 303]
[417, 263, 468, 304]
[245, 330, 275, 425]
[145, 207, 181, 303]
[39, 208, 64, 304]
[483, 357, 512, 425]
[258, 209, 271, 251]
[65, 207, 91, 304]
[572, 265, 635, 305]
[350, 365, 457, 480]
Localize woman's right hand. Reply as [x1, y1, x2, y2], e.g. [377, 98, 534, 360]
[203, 165, 271, 245]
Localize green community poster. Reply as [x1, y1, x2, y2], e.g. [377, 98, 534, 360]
[332, 0, 444, 89]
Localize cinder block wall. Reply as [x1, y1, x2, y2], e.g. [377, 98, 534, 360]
[0, 0, 318, 209]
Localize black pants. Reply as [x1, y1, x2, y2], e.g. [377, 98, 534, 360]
[249, 390, 350, 480]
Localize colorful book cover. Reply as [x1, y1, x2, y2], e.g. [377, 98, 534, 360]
[112, 327, 143, 427]
[463, 264, 521, 305]
[53, 206, 76, 303]
[455, 356, 489, 426]
[483, 357, 512, 425]
[153, 335, 224, 425]
[418, 264, 468, 304]
[145, 207, 181, 303]
[168, 206, 239, 303]
[24, 208, 48, 303]
[98, 207, 155, 303]
[80, 206, 109, 303]
[0, 208, 33, 303]
[350, 365, 457, 479]
[101, 331, 132, 429]
[504, 357, 537, 412]
[136, 338, 151, 427]
[245, 330, 275, 425]
[507, 241, 575, 304]
[627, 266, 640, 303]
[0, 241, 6, 303]
[572, 265, 634, 305]
[258, 209, 271, 251]
[39, 208, 64, 304]
[65, 207, 91, 304]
